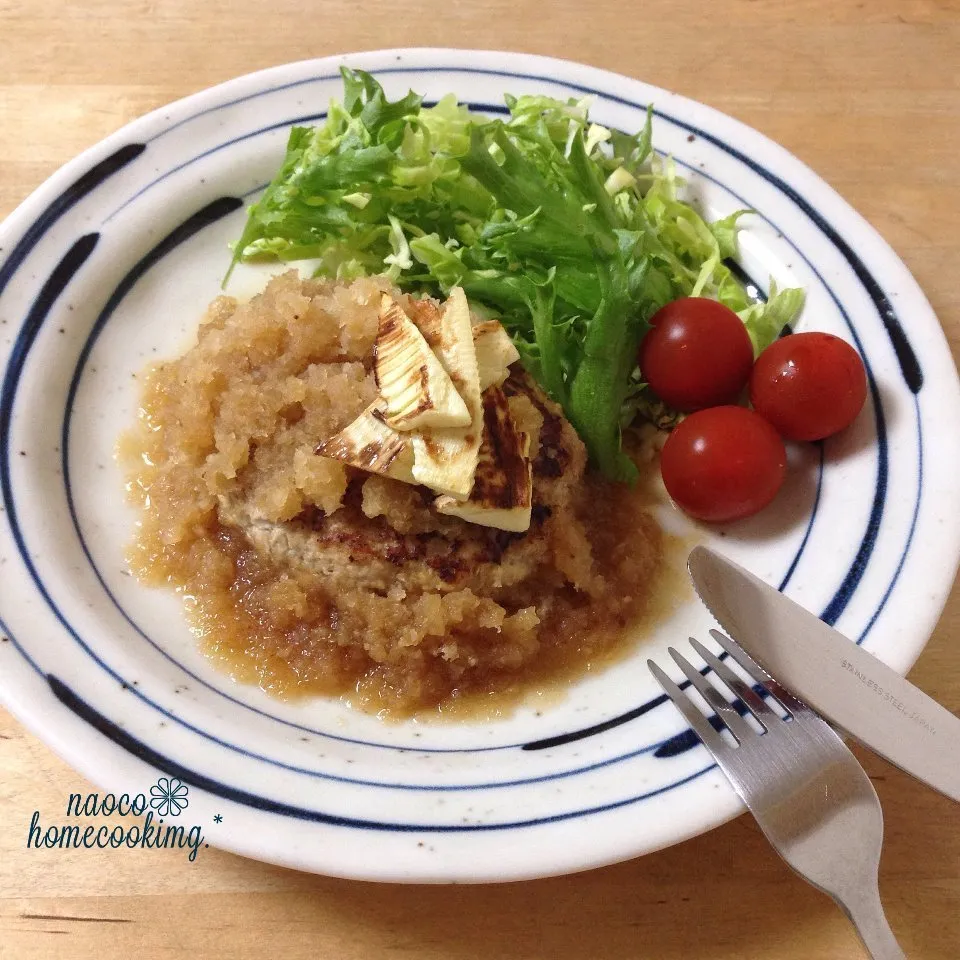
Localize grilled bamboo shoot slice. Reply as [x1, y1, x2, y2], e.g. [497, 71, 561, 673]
[315, 401, 415, 483]
[411, 288, 484, 499]
[405, 298, 518, 392]
[473, 320, 521, 391]
[374, 295, 470, 431]
[434, 386, 532, 532]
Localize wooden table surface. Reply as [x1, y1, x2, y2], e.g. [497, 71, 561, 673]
[1, 2, 958, 958]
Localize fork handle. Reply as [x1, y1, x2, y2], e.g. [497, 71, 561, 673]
[838, 889, 906, 960]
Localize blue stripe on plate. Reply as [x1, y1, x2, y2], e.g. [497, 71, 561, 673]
[104, 119, 323, 225]
[857, 394, 924, 642]
[0, 145, 143, 298]
[777, 444, 826, 592]
[46, 669, 716, 831]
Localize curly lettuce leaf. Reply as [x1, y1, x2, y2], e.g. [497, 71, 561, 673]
[739, 281, 807, 353]
[227, 69, 804, 480]
[226, 68, 488, 282]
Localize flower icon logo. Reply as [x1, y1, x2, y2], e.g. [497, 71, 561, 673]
[149, 777, 189, 817]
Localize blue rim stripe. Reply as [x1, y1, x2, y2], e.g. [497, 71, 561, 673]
[778, 444, 826, 592]
[0, 601, 686, 791]
[104, 119, 323, 225]
[822, 384, 889, 625]
[43, 669, 714, 832]
[857, 394, 924, 641]
[0, 145, 143, 299]
[1, 236, 99, 523]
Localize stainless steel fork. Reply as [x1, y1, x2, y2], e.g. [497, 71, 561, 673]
[648, 630, 905, 960]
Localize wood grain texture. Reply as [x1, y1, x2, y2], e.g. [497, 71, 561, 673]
[1, 1, 958, 957]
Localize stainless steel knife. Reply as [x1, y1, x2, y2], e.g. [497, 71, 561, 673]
[687, 545, 960, 803]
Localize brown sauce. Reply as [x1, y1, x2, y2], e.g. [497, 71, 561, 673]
[121, 272, 679, 718]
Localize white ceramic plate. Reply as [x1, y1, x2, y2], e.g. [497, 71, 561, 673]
[1, 49, 958, 883]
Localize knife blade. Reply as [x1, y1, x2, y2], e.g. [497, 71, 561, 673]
[687, 544, 960, 803]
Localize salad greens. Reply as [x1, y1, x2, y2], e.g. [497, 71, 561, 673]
[229, 68, 803, 482]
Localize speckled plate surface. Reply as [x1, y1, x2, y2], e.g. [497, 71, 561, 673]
[1, 49, 958, 882]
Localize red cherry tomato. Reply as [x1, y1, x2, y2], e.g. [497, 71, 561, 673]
[639, 297, 754, 412]
[661, 406, 787, 522]
[749, 332, 867, 441]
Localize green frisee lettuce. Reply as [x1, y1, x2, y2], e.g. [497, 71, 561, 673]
[228, 68, 804, 481]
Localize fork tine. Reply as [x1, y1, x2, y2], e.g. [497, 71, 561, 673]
[689, 637, 772, 728]
[667, 646, 755, 744]
[647, 659, 725, 753]
[709, 629, 803, 715]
